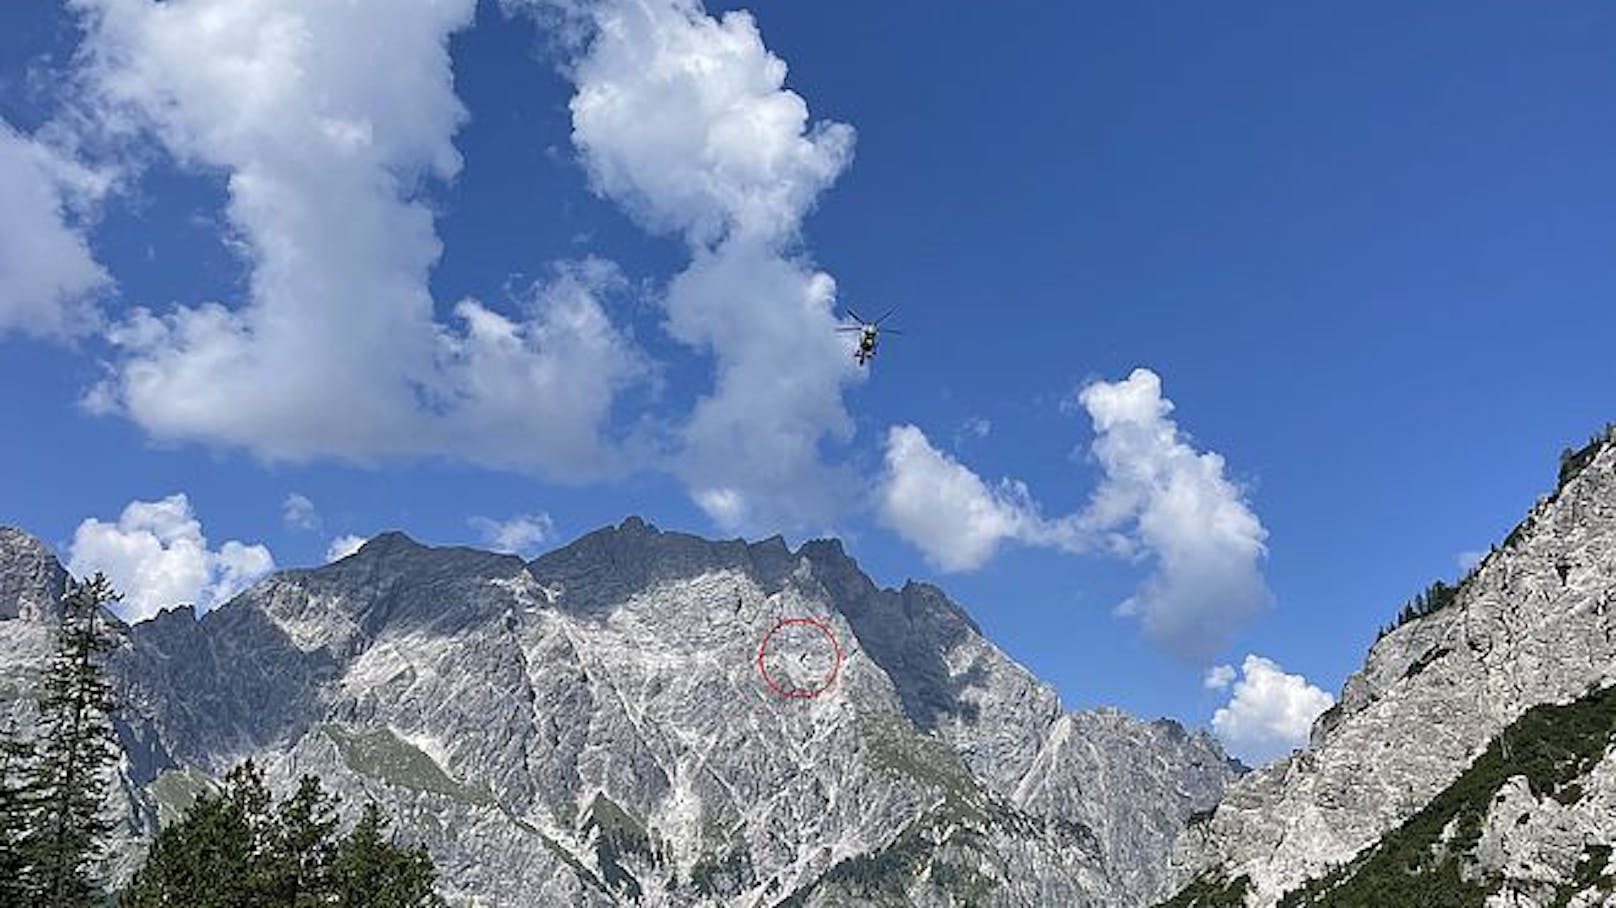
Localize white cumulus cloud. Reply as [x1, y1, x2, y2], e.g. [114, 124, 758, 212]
[469, 513, 555, 556]
[566, 0, 853, 246]
[878, 368, 1270, 659]
[1210, 654, 1335, 766]
[69, 0, 644, 478]
[878, 424, 1044, 572]
[1077, 368, 1271, 659]
[67, 493, 275, 622]
[554, 0, 862, 530]
[325, 534, 369, 563]
[0, 119, 110, 339]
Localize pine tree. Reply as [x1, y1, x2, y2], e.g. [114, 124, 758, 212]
[25, 572, 120, 908]
[122, 762, 268, 908]
[332, 802, 444, 908]
[126, 763, 446, 907]
[0, 717, 38, 906]
[269, 774, 340, 906]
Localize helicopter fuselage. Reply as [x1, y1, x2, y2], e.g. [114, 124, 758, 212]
[856, 327, 878, 364]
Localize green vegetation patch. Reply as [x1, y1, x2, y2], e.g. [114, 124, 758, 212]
[578, 792, 667, 901]
[1276, 683, 1616, 908]
[1403, 646, 1453, 681]
[788, 819, 999, 906]
[775, 814, 935, 908]
[1550, 844, 1615, 908]
[1557, 426, 1613, 492]
[146, 767, 217, 828]
[859, 712, 988, 825]
[1379, 580, 1463, 639]
[1383, 427, 1613, 640]
[780, 714, 1102, 907]
[321, 724, 491, 805]
[1155, 873, 1253, 908]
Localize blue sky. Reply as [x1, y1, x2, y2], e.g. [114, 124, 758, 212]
[3, 0, 1614, 763]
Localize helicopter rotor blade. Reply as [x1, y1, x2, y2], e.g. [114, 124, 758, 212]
[873, 307, 897, 325]
[844, 308, 867, 325]
[834, 327, 862, 333]
[881, 328, 904, 336]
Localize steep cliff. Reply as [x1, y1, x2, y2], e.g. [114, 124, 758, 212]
[1163, 432, 1616, 907]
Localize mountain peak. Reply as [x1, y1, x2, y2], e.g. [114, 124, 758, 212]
[798, 536, 845, 558]
[0, 525, 67, 623]
[357, 530, 423, 553]
[0, 526, 56, 565]
[617, 514, 655, 533]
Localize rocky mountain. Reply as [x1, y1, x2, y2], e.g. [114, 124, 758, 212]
[1160, 431, 1616, 908]
[0, 517, 1236, 907]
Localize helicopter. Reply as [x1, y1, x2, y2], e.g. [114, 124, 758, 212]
[836, 308, 902, 365]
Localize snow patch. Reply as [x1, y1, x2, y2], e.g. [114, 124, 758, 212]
[395, 726, 456, 778]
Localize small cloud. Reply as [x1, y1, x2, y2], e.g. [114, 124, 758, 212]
[468, 513, 555, 557]
[68, 494, 275, 622]
[953, 416, 992, 449]
[877, 424, 1042, 572]
[1204, 664, 1236, 690]
[1210, 654, 1335, 766]
[325, 534, 368, 563]
[281, 493, 319, 531]
[1456, 550, 1486, 572]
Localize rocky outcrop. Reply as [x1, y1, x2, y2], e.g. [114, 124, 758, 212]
[0, 517, 1236, 907]
[1162, 433, 1616, 907]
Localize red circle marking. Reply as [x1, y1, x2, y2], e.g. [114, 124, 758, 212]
[756, 617, 843, 699]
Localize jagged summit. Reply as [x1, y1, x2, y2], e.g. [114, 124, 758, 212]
[353, 528, 422, 552]
[326, 529, 524, 576]
[0, 513, 1235, 907]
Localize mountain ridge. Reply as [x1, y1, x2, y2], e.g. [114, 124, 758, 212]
[1162, 430, 1616, 907]
[0, 514, 1235, 907]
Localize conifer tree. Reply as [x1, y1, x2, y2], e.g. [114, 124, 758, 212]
[122, 761, 269, 908]
[25, 572, 120, 908]
[270, 774, 340, 906]
[0, 717, 37, 905]
[332, 802, 444, 908]
[126, 762, 446, 908]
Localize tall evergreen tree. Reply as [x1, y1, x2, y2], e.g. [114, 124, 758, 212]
[122, 761, 269, 908]
[125, 763, 446, 908]
[25, 572, 120, 908]
[0, 717, 38, 906]
[270, 775, 340, 906]
[332, 802, 444, 908]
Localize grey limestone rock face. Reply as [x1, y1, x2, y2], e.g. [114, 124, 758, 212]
[1165, 435, 1616, 907]
[0, 526, 66, 623]
[0, 517, 1236, 907]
